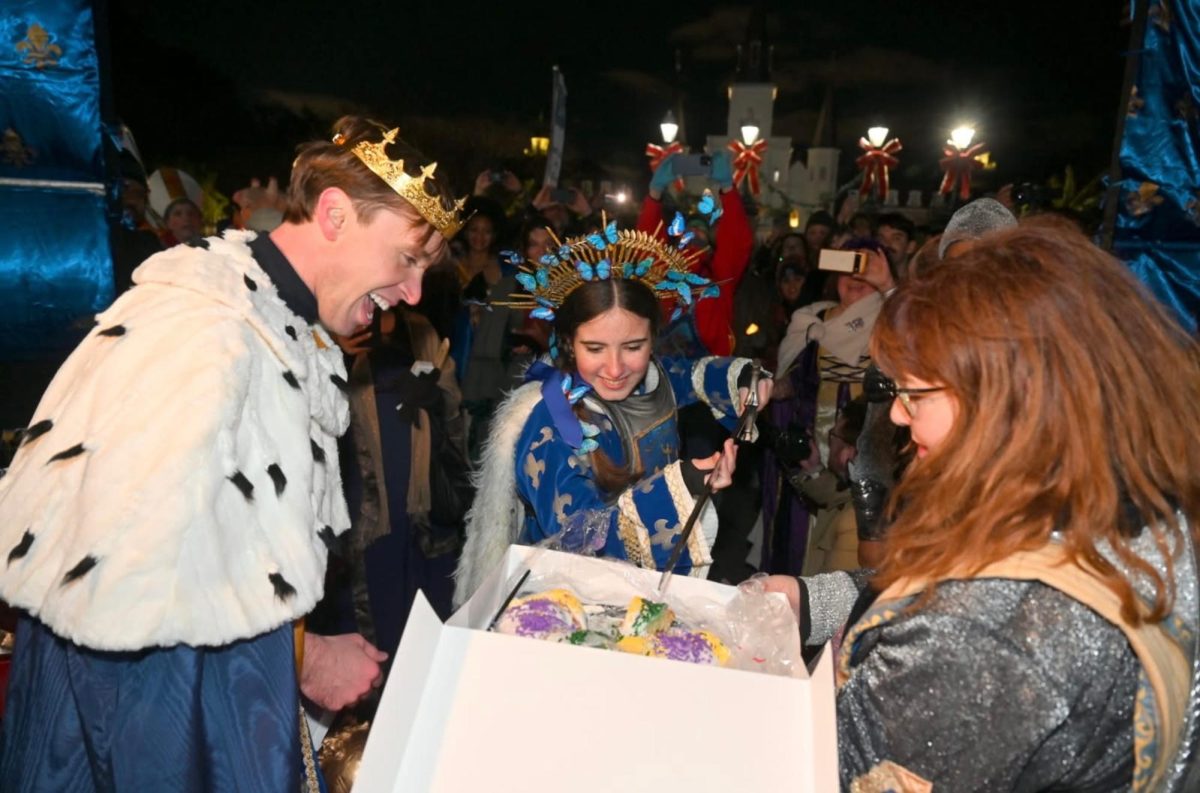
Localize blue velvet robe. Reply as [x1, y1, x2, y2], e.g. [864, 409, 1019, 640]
[515, 356, 748, 574]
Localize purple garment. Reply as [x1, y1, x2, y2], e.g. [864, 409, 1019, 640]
[760, 341, 819, 574]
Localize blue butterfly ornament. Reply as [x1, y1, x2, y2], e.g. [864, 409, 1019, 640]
[586, 221, 619, 251]
[668, 212, 685, 237]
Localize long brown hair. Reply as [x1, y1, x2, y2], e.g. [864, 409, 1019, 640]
[555, 278, 661, 494]
[871, 225, 1200, 624]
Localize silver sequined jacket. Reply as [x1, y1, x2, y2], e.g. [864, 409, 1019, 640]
[808, 525, 1199, 791]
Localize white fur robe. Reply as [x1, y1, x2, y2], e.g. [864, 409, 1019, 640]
[0, 231, 350, 650]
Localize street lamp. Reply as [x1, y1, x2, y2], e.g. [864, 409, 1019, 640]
[740, 110, 760, 146]
[867, 126, 889, 148]
[949, 125, 976, 151]
[660, 110, 678, 144]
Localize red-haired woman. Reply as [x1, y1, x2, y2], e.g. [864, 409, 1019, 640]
[770, 226, 1200, 790]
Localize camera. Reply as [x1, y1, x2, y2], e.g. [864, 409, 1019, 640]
[673, 153, 713, 177]
[758, 416, 813, 467]
[817, 248, 867, 274]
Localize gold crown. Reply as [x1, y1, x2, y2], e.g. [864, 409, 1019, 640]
[339, 128, 469, 239]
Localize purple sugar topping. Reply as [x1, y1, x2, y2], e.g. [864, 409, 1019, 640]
[655, 631, 716, 664]
[506, 599, 577, 637]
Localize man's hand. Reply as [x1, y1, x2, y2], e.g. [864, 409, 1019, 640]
[565, 187, 591, 217]
[853, 249, 896, 294]
[300, 632, 388, 712]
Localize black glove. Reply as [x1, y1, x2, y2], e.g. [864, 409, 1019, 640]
[848, 470, 889, 542]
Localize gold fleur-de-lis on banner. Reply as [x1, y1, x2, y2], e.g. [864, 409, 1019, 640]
[2, 128, 35, 168]
[15, 23, 63, 69]
[1126, 182, 1165, 218]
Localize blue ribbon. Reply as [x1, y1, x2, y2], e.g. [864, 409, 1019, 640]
[525, 361, 583, 448]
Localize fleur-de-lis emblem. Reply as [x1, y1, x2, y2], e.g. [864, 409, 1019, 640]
[1126, 182, 1165, 218]
[1127, 86, 1145, 118]
[651, 519, 683, 550]
[2, 128, 35, 168]
[16, 23, 62, 69]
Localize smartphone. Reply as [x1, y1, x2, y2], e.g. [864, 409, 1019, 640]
[818, 249, 868, 274]
[549, 187, 575, 204]
[673, 153, 713, 177]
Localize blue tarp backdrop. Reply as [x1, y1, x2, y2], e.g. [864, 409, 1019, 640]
[0, 1, 114, 359]
[1113, 1, 1200, 333]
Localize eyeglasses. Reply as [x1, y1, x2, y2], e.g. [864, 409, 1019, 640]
[864, 368, 946, 418]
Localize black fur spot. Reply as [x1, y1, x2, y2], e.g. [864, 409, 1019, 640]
[330, 373, 348, 392]
[46, 443, 86, 463]
[244, 274, 258, 291]
[7, 529, 34, 565]
[285, 325, 298, 341]
[269, 571, 296, 601]
[282, 370, 300, 390]
[21, 419, 52, 446]
[228, 471, 254, 501]
[62, 555, 98, 585]
[98, 324, 126, 337]
[267, 463, 286, 496]
[186, 237, 210, 249]
[310, 439, 326, 464]
[318, 525, 337, 551]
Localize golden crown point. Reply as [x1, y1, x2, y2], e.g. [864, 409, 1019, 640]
[343, 128, 468, 239]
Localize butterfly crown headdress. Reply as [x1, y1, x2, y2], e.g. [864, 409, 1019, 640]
[498, 211, 721, 324]
[335, 128, 469, 239]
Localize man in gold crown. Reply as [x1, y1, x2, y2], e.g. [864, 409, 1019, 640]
[0, 117, 465, 792]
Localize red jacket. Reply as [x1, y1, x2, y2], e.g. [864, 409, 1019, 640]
[636, 188, 753, 356]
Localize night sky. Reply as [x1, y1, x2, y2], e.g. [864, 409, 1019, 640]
[107, 0, 1128, 200]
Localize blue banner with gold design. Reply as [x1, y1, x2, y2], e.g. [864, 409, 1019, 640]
[1112, 1, 1200, 333]
[0, 0, 113, 359]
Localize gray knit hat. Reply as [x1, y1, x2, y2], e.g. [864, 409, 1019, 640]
[938, 198, 1017, 259]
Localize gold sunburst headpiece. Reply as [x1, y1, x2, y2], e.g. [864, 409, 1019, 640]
[496, 214, 720, 324]
[336, 128, 469, 239]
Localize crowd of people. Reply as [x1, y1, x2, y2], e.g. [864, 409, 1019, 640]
[0, 115, 1196, 792]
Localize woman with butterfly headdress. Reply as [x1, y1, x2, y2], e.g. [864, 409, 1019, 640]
[453, 222, 770, 606]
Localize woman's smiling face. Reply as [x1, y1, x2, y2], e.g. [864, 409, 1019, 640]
[570, 306, 653, 401]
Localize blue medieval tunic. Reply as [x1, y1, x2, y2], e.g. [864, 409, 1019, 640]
[454, 355, 751, 604]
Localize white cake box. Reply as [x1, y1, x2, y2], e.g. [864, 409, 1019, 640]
[354, 545, 839, 792]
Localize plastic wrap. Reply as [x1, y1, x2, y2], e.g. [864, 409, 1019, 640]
[546, 507, 611, 555]
[489, 549, 802, 677]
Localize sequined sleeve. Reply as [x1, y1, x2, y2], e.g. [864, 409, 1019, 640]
[837, 579, 1139, 791]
